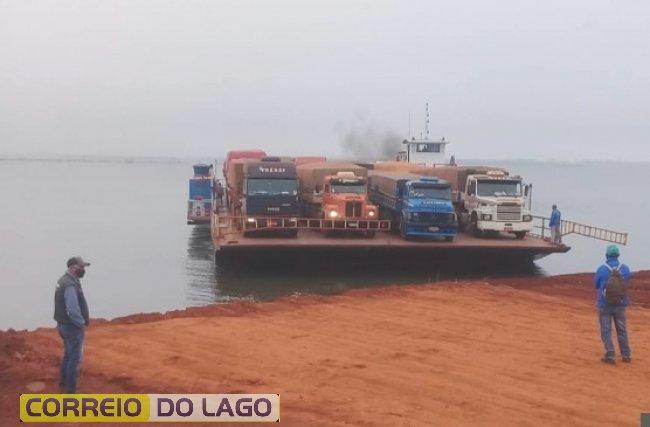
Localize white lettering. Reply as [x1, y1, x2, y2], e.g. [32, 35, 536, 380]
[258, 167, 286, 173]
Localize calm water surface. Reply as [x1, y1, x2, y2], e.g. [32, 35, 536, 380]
[0, 159, 646, 329]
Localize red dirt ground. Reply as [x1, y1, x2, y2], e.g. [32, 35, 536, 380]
[2, 272, 649, 426]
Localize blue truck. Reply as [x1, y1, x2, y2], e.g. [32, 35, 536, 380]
[239, 157, 299, 237]
[368, 172, 457, 241]
[187, 163, 214, 224]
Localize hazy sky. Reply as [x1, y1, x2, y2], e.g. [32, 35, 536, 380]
[1, 0, 649, 160]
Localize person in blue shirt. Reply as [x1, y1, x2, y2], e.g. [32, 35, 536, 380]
[549, 205, 561, 244]
[594, 245, 631, 364]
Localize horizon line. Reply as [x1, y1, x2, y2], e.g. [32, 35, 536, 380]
[1, 154, 648, 164]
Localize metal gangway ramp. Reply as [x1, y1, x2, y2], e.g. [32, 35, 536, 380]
[531, 215, 628, 245]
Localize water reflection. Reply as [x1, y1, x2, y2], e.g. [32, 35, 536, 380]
[185, 225, 545, 305]
[185, 225, 219, 304]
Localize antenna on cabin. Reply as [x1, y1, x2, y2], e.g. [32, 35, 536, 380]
[425, 101, 431, 140]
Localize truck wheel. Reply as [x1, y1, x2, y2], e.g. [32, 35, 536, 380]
[457, 212, 469, 231]
[469, 212, 481, 237]
[286, 230, 298, 238]
[514, 231, 527, 239]
[444, 236, 454, 242]
[399, 220, 408, 240]
[471, 221, 483, 237]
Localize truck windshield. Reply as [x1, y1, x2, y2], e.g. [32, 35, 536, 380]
[477, 180, 521, 197]
[407, 185, 451, 200]
[247, 179, 297, 196]
[331, 183, 366, 194]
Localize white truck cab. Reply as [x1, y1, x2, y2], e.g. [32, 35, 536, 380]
[463, 171, 532, 239]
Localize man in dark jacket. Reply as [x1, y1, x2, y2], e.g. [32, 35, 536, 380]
[54, 256, 90, 393]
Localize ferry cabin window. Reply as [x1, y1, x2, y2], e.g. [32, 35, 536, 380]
[247, 179, 298, 196]
[416, 143, 441, 153]
[477, 180, 522, 197]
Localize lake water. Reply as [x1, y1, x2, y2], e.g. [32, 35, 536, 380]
[0, 158, 646, 330]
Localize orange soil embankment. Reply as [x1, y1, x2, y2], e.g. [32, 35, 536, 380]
[2, 272, 650, 426]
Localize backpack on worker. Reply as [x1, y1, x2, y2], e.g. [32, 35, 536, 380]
[603, 264, 627, 306]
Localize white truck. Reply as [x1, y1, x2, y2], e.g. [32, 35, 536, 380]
[459, 169, 532, 238]
[420, 167, 532, 238]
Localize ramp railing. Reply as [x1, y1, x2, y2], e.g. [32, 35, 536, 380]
[531, 215, 628, 245]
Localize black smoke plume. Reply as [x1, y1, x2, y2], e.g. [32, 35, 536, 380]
[340, 122, 401, 161]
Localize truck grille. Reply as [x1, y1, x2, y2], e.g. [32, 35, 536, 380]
[497, 205, 522, 221]
[345, 201, 363, 218]
[416, 213, 456, 224]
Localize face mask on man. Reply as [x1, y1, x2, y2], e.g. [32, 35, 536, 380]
[76, 267, 86, 278]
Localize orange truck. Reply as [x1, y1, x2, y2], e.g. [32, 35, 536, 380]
[296, 162, 379, 234]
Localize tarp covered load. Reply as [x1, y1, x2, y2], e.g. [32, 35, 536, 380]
[372, 161, 429, 175]
[223, 150, 267, 177]
[420, 166, 508, 192]
[372, 162, 507, 192]
[294, 156, 327, 166]
[368, 171, 423, 197]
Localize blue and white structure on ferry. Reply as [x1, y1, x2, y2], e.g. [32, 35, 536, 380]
[187, 163, 214, 224]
